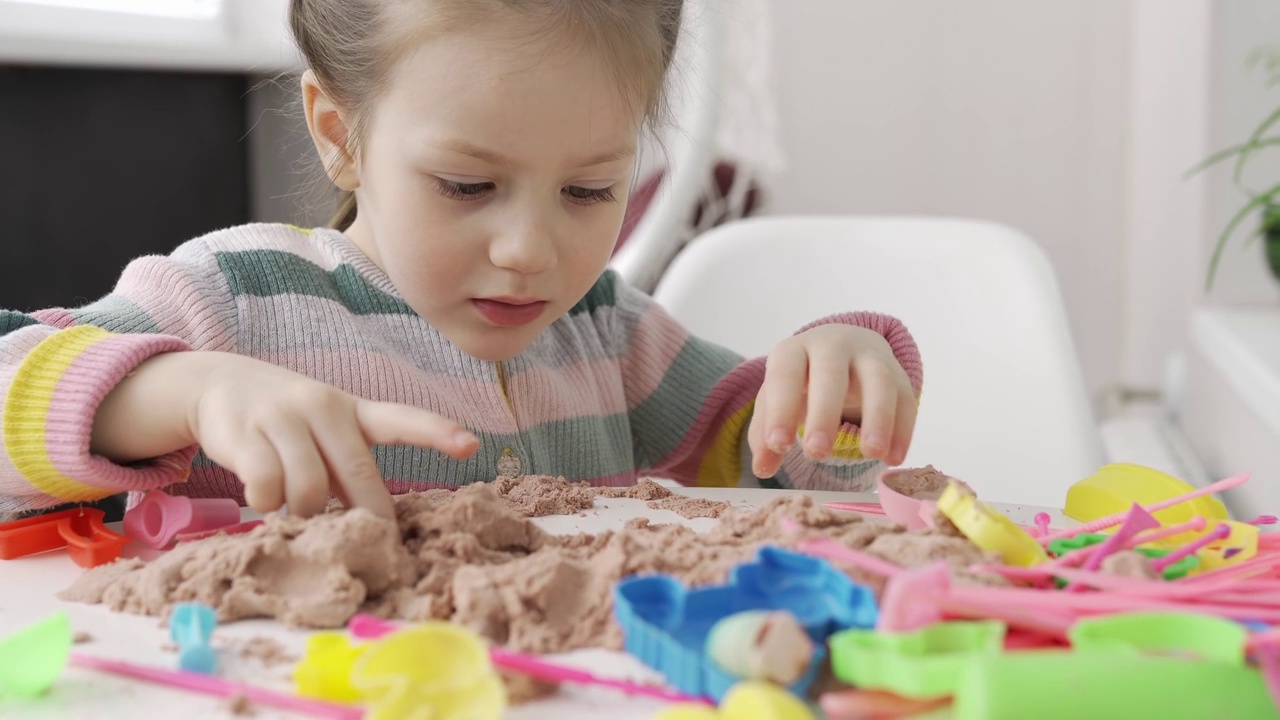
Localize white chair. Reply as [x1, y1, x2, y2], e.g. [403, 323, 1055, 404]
[650, 215, 1105, 507]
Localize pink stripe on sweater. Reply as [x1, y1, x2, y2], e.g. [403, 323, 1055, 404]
[253, 349, 520, 435]
[797, 312, 924, 395]
[504, 358, 628, 427]
[654, 357, 764, 482]
[43, 333, 197, 494]
[619, 306, 694, 407]
[113, 256, 237, 351]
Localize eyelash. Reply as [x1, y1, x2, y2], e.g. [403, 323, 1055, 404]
[432, 179, 617, 206]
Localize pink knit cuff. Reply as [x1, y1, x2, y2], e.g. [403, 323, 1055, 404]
[42, 334, 198, 495]
[794, 312, 924, 396]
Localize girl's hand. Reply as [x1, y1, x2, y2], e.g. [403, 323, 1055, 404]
[93, 352, 478, 520]
[747, 325, 916, 478]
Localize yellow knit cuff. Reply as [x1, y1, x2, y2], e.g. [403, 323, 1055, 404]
[4, 326, 116, 501]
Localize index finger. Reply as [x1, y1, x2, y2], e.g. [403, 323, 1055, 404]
[356, 401, 480, 458]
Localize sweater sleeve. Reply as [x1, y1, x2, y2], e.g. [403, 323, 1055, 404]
[613, 273, 923, 491]
[0, 240, 238, 515]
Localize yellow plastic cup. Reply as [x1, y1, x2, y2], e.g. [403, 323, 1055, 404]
[1064, 464, 1228, 546]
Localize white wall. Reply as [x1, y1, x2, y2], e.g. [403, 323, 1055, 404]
[1203, 0, 1280, 306]
[765, 0, 1131, 405]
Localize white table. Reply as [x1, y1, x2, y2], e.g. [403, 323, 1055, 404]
[0, 487, 1068, 719]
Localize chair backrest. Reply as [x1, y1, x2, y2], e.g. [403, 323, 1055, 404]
[650, 215, 1104, 506]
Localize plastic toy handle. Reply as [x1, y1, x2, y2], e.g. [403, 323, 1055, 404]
[69, 653, 363, 719]
[489, 648, 712, 704]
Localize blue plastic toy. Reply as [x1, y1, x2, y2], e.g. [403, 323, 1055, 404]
[169, 602, 218, 674]
[614, 545, 878, 701]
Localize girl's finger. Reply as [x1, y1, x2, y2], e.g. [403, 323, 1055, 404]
[853, 357, 896, 461]
[267, 419, 332, 518]
[888, 387, 918, 466]
[760, 342, 809, 455]
[800, 351, 851, 460]
[750, 391, 784, 478]
[312, 412, 395, 520]
[223, 431, 285, 514]
[356, 401, 479, 459]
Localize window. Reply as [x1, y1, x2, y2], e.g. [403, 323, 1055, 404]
[3, 0, 221, 20]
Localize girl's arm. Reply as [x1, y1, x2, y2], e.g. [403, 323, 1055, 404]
[0, 238, 237, 515]
[610, 271, 923, 491]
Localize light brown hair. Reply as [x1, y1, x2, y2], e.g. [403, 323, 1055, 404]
[289, 0, 684, 230]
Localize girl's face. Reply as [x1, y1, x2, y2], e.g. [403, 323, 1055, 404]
[326, 23, 639, 361]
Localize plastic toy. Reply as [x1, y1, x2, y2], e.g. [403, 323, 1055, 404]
[349, 614, 707, 704]
[953, 651, 1275, 720]
[614, 546, 876, 700]
[0, 507, 128, 568]
[936, 482, 1049, 566]
[828, 620, 1006, 698]
[349, 623, 505, 720]
[69, 653, 361, 719]
[169, 602, 218, 675]
[295, 631, 367, 703]
[123, 490, 241, 550]
[1065, 464, 1228, 545]
[1068, 612, 1246, 664]
[0, 611, 71, 699]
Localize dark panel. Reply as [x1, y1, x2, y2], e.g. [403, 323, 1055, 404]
[0, 65, 249, 311]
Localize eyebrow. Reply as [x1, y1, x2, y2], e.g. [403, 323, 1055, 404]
[438, 139, 635, 168]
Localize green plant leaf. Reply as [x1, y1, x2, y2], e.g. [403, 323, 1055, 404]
[1184, 138, 1280, 179]
[1207, 183, 1280, 292]
[1232, 106, 1280, 184]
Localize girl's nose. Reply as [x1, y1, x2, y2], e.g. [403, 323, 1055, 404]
[489, 213, 557, 274]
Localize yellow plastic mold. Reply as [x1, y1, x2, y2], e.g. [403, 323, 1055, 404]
[936, 483, 1048, 567]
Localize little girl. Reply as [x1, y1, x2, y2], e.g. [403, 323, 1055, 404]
[0, 0, 922, 522]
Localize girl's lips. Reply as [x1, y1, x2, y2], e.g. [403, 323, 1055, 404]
[471, 298, 548, 327]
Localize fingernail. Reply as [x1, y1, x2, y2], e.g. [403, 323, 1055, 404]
[767, 428, 793, 454]
[862, 432, 885, 456]
[453, 430, 478, 446]
[805, 431, 831, 457]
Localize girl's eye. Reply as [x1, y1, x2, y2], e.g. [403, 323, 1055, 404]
[434, 178, 494, 201]
[563, 185, 617, 206]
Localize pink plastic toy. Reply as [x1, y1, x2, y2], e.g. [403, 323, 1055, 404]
[70, 653, 362, 719]
[1067, 505, 1160, 591]
[1150, 523, 1233, 574]
[123, 490, 241, 550]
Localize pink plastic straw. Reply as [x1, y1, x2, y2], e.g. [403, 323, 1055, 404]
[824, 502, 886, 516]
[347, 615, 711, 705]
[69, 653, 363, 719]
[1248, 515, 1279, 526]
[488, 648, 710, 705]
[1039, 472, 1250, 545]
[794, 537, 905, 578]
[1150, 523, 1233, 573]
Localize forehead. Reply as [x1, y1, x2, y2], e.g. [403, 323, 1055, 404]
[372, 24, 640, 165]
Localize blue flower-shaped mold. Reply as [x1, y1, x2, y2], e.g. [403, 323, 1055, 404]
[613, 545, 878, 701]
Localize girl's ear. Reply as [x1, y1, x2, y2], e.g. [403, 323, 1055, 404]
[301, 70, 360, 191]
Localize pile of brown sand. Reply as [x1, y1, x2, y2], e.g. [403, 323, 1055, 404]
[59, 476, 1004, 654]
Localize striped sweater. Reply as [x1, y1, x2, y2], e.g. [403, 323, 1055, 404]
[0, 223, 923, 515]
